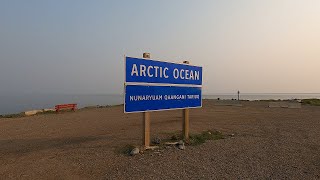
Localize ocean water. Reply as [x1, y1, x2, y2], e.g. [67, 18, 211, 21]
[0, 94, 123, 115]
[1, 93, 320, 115]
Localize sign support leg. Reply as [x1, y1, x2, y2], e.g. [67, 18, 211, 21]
[183, 108, 190, 141]
[182, 60, 190, 141]
[143, 112, 150, 147]
[142, 53, 151, 148]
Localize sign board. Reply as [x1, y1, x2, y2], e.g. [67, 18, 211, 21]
[124, 56, 202, 113]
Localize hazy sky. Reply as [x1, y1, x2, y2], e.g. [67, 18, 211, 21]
[1, 0, 319, 94]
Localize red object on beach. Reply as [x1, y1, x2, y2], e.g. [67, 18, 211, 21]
[55, 104, 77, 112]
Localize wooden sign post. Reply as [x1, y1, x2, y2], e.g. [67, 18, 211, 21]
[143, 111, 150, 147]
[182, 61, 190, 141]
[143, 53, 151, 148]
[183, 108, 190, 141]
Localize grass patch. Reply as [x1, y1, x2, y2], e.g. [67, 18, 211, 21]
[258, 99, 279, 102]
[0, 113, 25, 118]
[115, 130, 225, 155]
[170, 131, 182, 141]
[37, 111, 57, 115]
[189, 130, 224, 146]
[166, 130, 224, 146]
[301, 99, 320, 106]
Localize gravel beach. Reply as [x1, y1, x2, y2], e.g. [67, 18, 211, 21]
[0, 100, 319, 179]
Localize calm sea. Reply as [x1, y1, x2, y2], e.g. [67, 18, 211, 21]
[1, 93, 319, 115]
[0, 94, 123, 115]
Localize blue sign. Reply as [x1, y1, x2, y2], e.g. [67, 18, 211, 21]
[125, 56, 202, 113]
[126, 57, 202, 85]
[125, 85, 202, 112]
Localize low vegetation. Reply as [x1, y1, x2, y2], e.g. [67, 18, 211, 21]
[118, 130, 225, 155]
[0, 104, 125, 119]
[301, 99, 320, 106]
[0, 113, 24, 118]
[37, 111, 57, 115]
[170, 130, 224, 146]
[189, 130, 224, 146]
[0, 111, 57, 119]
[258, 99, 280, 102]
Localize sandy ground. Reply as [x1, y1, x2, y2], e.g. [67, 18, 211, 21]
[0, 100, 319, 179]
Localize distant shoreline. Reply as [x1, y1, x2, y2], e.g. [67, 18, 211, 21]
[1, 98, 320, 117]
[1, 93, 320, 115]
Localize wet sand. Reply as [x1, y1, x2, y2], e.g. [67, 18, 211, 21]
[0, 100, 319, 179]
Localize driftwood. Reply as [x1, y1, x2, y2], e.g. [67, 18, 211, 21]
[164, 142, 178, 145]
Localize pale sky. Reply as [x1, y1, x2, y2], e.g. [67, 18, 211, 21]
[1, 0, 320, 94]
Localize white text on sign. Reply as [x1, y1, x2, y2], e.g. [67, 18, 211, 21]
[129, 94, 200, 102]
[131, 64, 200, 81]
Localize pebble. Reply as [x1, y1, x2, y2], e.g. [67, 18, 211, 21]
[130, 148, 140, 156]
[178, 144, 185, 150]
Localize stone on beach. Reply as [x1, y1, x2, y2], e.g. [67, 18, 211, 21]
[130, 148, 140, 156]
[24, 110, 43, 116]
